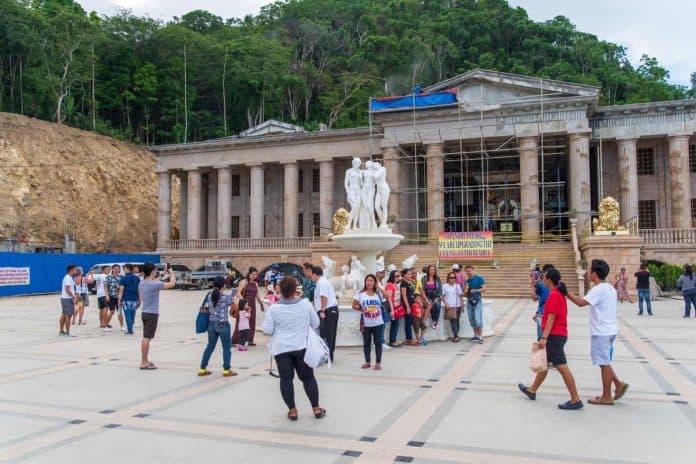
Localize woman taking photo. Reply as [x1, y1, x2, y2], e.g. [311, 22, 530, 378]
[232, 267, 265, 346]
[198, 276, 236, 377]
[262, 276, 325, 421]
[422, 264, 442, 328]
[353, 274, 385, 370]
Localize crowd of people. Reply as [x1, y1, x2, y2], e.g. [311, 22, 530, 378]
[59, 256, 696, 418]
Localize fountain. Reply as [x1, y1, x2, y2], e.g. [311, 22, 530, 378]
[331, 158, 404, 283]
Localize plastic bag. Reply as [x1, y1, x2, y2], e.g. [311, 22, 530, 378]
[529, 342, 548, 373]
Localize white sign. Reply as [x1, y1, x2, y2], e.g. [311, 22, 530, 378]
[0, 267, 30, 286]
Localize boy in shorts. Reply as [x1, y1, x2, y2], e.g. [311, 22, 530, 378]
[95, 266, 111, 331]
[567, 259, 629, 405]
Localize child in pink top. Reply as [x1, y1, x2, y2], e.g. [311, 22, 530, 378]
[237, 299, 251, 351]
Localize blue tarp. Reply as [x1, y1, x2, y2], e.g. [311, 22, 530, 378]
[370, 87, 458, 111]
[0, 253, 160, 297]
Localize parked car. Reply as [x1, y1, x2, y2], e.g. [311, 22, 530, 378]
[86, 262, 144, 294]
[179, 260, 242, 290]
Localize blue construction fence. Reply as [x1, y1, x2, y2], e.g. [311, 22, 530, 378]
[0, 253, 160, 297]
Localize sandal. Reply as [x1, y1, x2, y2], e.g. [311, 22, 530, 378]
[373, 363, 382, 371]
[313, 407, 326, 419]
[588, 396, 614, 406]
[287, 408, 298, 421]
[139, 364, 157, 370]
[361, 363, 371, 369]
[614, 383, 629, 401]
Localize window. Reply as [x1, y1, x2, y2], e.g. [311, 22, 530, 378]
[312, 213, 320, 237]
[692, 198, 696, 227]
[312, 169, 320, 193]
[298, 170, 304, 193]
[638, 200, 657, 229]
[297, 213, 304, 237]
[690, 145, 696, 173]
[231, 175, 240, 196]
[231, 216, 240, 238]
[637, 148, 655, 176]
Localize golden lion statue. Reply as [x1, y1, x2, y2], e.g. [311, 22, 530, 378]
[331, 208, 350, 236]
[592, 196, 625, 232]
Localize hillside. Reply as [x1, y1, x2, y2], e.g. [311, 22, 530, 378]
[0, 113, 175, 252]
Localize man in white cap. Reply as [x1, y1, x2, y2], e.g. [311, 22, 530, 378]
[452, 264, 465, 289]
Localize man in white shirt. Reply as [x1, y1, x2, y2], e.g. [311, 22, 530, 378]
[94, 265, 111, 331]
[567, 259, 629, 405]
[311, 266, 339, 362]
[60, 264, 79, 337]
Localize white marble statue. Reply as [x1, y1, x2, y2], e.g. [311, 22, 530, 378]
[359, 160, 377, 229]
[321, 256, 336, 279]
[345, 255, 365, 291]
[345, 157, 363, 229]
[375, 255, 385, 273]
[371, 161, 390, 228]
[402, 254, 418, 270]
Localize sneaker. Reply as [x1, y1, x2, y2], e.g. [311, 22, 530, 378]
[469, 337, 478, 342]
[238, 346, 248, 352]
[420, 337, 428, 346]
[222, 370, 237, 377]
[432, 321, 439, 329]
[106, 324, 113, 328]
[65, 332, 76, 337]
[121, 327, 127, 332]
[103, 327, 112, 332]
[452, 337, 461, 343]
[558, 400, 584, 410]
[382, 343, 392, 350]
[59, 330, 66, 336]
[637, 313, 643, 316]
[197, 369, 212, 376]
[648, 313, 653, 316]
[477, 337, 484, 344]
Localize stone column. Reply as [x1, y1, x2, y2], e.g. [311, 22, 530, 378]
[186, 168, 202, 240]
[382, 146, 401, 225]
[206, 171, 217, 239]
[568, 132, 592, 235]
[668, 134, 693, 228]
[318, 160, 335, 235]
[426, 143, 445, 238]
[248, 163, 264, 239]
[157, 171, 171, 248]
[519, 136, 540, 239]
[178, 172, 188, 240]
[216, 166, 232, 239]
[283, 161, 299, 237]
[616, 138, 639, 224]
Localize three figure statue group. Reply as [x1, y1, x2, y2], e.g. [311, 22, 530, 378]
[344, 157, 391, 230]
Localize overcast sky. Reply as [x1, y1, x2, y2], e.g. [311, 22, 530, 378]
[79, 0, 695, 87]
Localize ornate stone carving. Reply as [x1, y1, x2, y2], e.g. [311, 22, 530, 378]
[592, 196, 625, 232]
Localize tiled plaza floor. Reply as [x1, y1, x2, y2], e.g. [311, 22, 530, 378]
[0, 291, 694, 463]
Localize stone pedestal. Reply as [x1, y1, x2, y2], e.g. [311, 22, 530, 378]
[580, 235, 643, 297]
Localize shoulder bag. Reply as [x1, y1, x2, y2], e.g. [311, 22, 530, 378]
[195, 292, 211, 334]
[303, 304, 331, 369]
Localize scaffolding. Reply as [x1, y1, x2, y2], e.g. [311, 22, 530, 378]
[369, 80, 575, 242]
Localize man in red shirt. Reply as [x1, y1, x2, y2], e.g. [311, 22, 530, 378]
[518, 268, 583, 410]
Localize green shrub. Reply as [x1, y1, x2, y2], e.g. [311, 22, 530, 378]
[647, 263, 688, 290]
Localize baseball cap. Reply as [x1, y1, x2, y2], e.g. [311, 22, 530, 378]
[452, 264, 461, 271]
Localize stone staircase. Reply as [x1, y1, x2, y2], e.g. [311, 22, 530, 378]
[384, 241, 579, 298]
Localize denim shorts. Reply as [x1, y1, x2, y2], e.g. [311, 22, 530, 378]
[466, 300, 483, 328]
[591, 335, 616, 365]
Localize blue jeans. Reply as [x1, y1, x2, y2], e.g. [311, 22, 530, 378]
[684, 291, 696, 317]
[122, 300, 138, 334]
[536, 315, 543, 341]
[403, 313, 414, 340]
[200, 321, 232, 370]
[637, 289, 652, 315]
[466, 300, 483, 329]
[429, 299, 441, 324]
[388, 318, 399, 344]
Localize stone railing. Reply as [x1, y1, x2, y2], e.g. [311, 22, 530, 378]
[164, 237, 318, 251]
[640, 228, 696, 245]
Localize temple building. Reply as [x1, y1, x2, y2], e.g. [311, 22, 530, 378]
[153, 69, 696, 275]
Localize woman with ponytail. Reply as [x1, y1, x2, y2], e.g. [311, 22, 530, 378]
[519, 268, 583, 410]
[198, 276, 236, 377]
